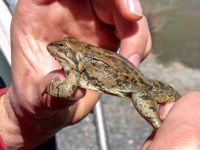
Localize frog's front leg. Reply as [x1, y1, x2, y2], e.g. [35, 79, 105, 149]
[131, 92, 161, 128]
[46, 70, 80, 99]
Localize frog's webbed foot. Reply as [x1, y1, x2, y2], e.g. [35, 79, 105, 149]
[131, 92, 161, 128]
[46, 70, 80, 99]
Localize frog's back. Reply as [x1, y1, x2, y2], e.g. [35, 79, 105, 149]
[65, 37, 151, 96]
[65, 37, 140, 74]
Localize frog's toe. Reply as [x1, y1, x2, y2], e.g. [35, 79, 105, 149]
[46, 79, 63, 97]
[151, 118, 161, 128]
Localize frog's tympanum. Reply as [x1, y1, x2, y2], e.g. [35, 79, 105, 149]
[46, 37, 181, 128]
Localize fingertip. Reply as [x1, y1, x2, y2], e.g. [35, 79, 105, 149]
[127, 54, 141, 67]
[115, 0, 143, 21]
[70, 88, 86, 100]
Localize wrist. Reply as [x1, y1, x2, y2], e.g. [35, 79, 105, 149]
[0, 88, 22, 149]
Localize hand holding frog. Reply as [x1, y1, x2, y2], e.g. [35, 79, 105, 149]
[0, 0, 151, 149]
[141, 92, 200, 150]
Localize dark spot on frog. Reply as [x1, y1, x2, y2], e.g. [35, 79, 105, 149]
[140, 95, 152, 100]
[72, 85, 76, 91]
[138, 78, 146, 85]
[146, 85, 153, 91]
[148, 106, 156, 111]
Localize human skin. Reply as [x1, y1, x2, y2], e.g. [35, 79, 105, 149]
[0, 0, 151, 149]
[141, 92, 200, 150]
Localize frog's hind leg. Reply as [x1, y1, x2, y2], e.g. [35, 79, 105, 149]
[46, 70, 80, 99]
[131, 92, 161, 128]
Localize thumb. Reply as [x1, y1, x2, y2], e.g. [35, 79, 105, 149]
[39, 70, 86, 109]
[116, 17, 151, 67]
[114, 0, 151, 67]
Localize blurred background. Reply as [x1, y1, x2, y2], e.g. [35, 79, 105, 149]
[0, 0, 200, 149]
[143, 0, 200, 69]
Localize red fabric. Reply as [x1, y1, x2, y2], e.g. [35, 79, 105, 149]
[0, 88, 8, 150]
[0, 87, 8, 96]
[0, 135, 7, 150]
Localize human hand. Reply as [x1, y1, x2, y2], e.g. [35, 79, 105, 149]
[0, 0, 151, 149]
[141, 92, 200, 150]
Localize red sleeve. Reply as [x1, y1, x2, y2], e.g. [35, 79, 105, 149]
[0, 87, 8, 150]
[0, 136, 7, 150]
[0, 87, 8, 96]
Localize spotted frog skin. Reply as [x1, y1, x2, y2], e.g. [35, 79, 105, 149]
[46, 37, 181, 128]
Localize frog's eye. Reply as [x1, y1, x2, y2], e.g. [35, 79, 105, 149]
[59, 43, 65, 46]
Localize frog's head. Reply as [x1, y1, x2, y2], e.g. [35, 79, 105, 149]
[47, 37, 77, 57]
[47, 37, 81, 71]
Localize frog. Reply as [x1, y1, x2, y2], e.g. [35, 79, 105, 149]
[46, 37, 181, 128]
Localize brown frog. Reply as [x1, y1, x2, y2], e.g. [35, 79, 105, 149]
[46, 37, 181, 128]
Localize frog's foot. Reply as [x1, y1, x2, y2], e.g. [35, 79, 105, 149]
[46, 70, 80, 99]
[153, 80, 181, 104]
[131, 92, 161, 128]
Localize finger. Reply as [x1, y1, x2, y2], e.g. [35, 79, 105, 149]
[114, 0, 151, 66]
[142, 102, 177, 149]
[117, 17, 151, 66]
[39, 70, 86, 109]
[143, 27, 152, 59]
[69, 90, 101, 124]
[141, 103, 176, 149]
[115, 0, 143, 21]
[141, 129, 157, 150]
[141, 102, 176, 150]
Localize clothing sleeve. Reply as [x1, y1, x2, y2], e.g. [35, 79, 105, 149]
[0, 136, 7, 150]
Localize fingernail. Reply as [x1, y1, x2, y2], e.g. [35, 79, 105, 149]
[128, 54, 141, 67]
[159, 105, 165, 119]
[127, 0, 143, 16]
[159, 103, 175, 120]
[70, 88, 86, 100]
